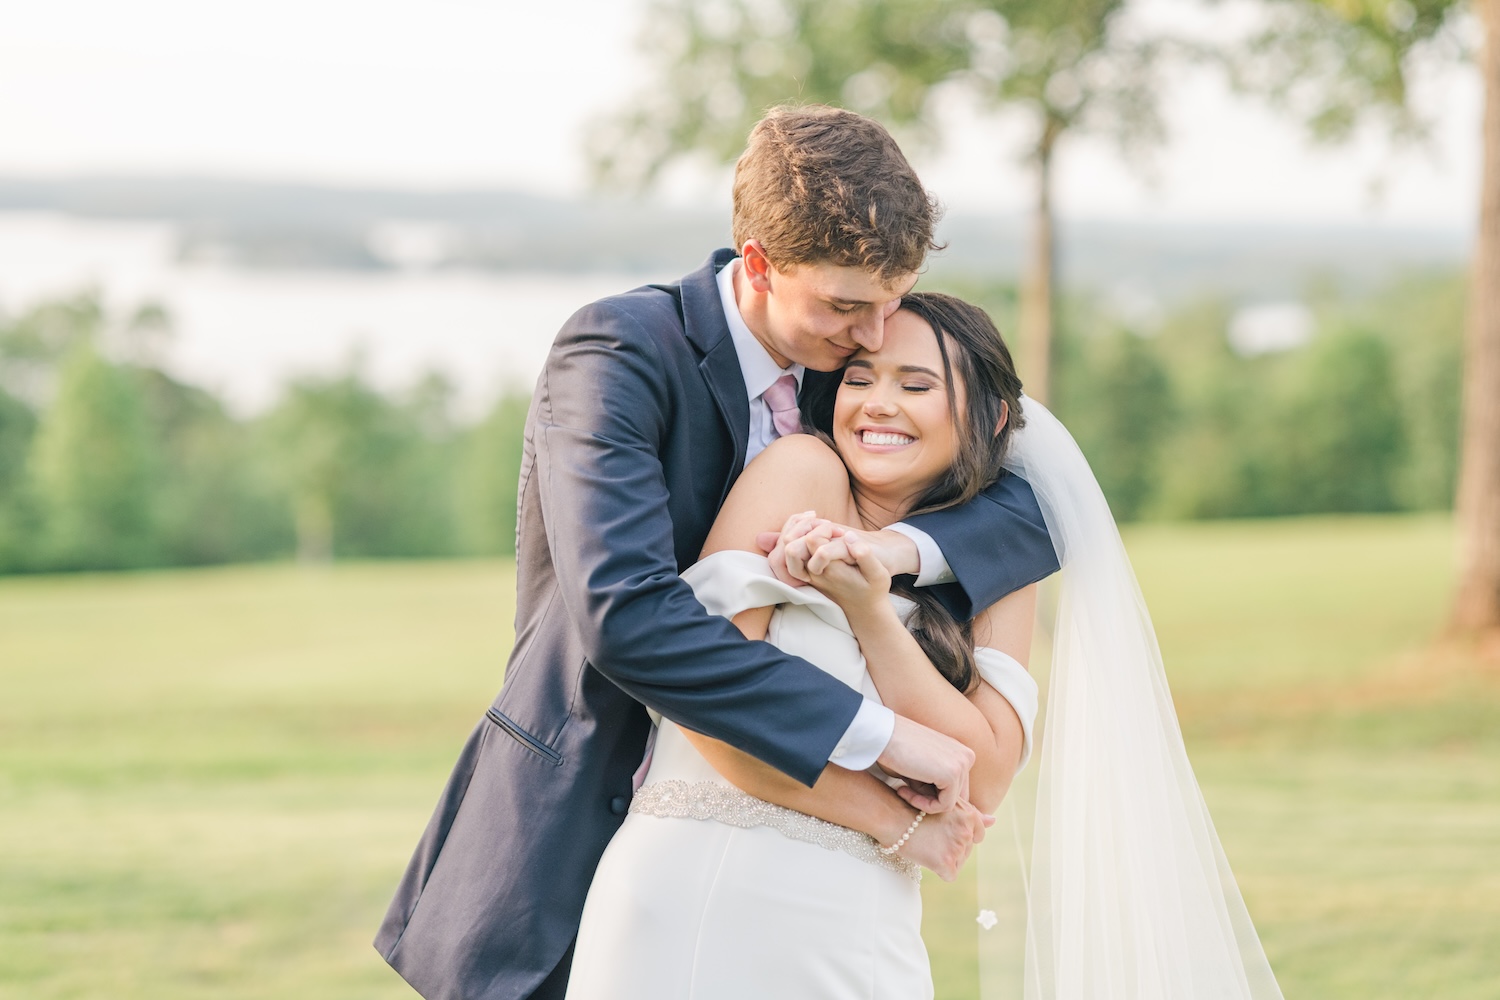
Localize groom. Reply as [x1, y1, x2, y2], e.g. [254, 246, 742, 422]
[375, 105, 1059, 1000]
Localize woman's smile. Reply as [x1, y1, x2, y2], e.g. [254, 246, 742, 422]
[854, 427, 917, 449]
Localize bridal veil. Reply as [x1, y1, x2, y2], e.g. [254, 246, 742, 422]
[981, 397, 1285, 1000]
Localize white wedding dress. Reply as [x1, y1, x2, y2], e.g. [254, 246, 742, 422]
[566, 397, 1288, 1000]
[565, 550, 1038, 1000]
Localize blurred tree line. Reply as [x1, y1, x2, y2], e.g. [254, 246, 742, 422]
[952, 268, 1463, 523]
[0, 272, 1462, 574]
[0, 293, 531, 573]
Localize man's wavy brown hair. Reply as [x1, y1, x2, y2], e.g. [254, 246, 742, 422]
[731, 105, 942, 284]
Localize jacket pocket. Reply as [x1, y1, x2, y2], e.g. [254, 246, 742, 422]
[485, 707, 563, 765]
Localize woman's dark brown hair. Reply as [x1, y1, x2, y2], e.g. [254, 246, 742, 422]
[804, 291, 1026, 693]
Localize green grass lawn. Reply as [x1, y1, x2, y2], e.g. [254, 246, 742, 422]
[2, 515, 1497, 999]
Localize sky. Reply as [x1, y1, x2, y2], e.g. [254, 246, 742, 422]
[0, 0, 1481, 227]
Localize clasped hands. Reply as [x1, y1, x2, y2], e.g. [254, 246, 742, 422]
[756, 511, 918, 598]
[756, 513, 994, 881]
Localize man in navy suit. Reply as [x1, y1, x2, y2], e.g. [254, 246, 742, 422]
[375, 105, 1059, 1000]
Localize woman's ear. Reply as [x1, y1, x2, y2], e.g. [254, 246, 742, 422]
[994, 399, 1009, 437]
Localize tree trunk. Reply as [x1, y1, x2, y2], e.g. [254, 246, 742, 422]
[1018, 120, 1060, 405]
[295, 492, 334, 565]
[1452, 0, 1500, 633]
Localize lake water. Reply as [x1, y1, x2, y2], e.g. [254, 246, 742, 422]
[0, 212, 648, 417]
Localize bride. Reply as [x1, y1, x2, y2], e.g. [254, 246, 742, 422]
[565, 293, 1283, 1000]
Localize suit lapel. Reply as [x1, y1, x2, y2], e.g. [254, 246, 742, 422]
[681, 250, 750, 495]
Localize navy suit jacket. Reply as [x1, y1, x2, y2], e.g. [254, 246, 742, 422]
[374, 250, 1059, 1000]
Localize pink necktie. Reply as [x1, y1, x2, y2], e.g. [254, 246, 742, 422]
[762, 374, 802, 438]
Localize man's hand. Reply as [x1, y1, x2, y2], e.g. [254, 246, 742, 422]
[878, 714, 974, 814]
[899, 799, 994, 882]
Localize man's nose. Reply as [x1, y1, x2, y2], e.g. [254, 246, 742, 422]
[850, 310, 885, 352]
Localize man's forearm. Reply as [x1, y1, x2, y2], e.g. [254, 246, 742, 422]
[901, 473, 1060, 619]
[681, 729, 915, 845]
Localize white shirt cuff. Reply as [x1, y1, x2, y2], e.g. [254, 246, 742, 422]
[886, 522, 956, 586]
[829, 699, 894, 770]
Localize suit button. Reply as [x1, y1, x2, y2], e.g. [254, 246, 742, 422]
[609, 796, 629, 816]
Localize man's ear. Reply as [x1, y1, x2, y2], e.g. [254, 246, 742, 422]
[995, 399, 1009, 437]
[741, 239, 775, 292]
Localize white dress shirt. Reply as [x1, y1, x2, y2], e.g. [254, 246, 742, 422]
[714, 258, 956, 770]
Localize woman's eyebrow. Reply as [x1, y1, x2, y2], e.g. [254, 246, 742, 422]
[842, 360, 942, 378]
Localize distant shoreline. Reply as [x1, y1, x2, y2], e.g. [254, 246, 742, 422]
[0, 175, 1469, 299]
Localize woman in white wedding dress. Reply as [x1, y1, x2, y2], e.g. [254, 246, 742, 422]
[566, 293, 1286, 1000]
[565, 293, 1040, 1000]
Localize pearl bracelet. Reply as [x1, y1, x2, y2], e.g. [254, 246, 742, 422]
[879, 810, 926, 855]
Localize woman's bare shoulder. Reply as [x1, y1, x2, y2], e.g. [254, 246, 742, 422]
[702, 434, 854, 557]
[746, 432, 847, 478]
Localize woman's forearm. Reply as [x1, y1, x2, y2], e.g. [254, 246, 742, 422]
[679, 728, 916, 845]
[845, 605, 1015, 807]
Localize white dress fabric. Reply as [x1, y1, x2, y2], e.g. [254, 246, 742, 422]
[565, 550, 933, 1000]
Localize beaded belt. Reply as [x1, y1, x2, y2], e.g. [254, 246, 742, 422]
[629, 779, 922, 882]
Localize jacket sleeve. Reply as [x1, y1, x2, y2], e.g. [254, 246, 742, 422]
[533, 300, 863, 787]
[902, 471, 1061, 621]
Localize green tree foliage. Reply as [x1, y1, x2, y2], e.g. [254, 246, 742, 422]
[263, 364, 462, 563]
[1039, 273, 1458, 522]
[140, 369, 292, 566]
[594, 0, 1165, 180]
[1278, 329, 1407, 512]
[0, 268, 1464, 576]
[1229, 0, 1467, 143]
[1055, 327, 1175, 521]
[1336, 272, 1464, 511]
[0, 293, 105, 407]
[0, 385, 38, 571]
[0, 294, 538, 575]
[29, 343, 159, 569]
[0, 293, 109, 571]
[0, 386, 35, 504]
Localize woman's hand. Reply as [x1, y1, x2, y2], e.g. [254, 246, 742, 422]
[804, 531, 893, 624]
[898, 798, 994, 882]
[758, 510, 836, 588]
[757, 515, 921, 587]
